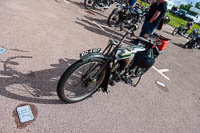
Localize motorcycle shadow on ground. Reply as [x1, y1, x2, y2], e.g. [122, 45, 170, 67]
[0, 55, 81, 104]
[75, 16, 134, 45]
[171, 42, 184, 48]
[62, 0, 108, 18]
[163, 30, 172, 35]
[163, 30, 188, 39]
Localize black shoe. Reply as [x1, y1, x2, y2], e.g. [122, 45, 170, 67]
[109, 79, 116, 86]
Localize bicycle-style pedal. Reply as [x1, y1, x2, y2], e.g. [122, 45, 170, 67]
[122, 76, 133, 85]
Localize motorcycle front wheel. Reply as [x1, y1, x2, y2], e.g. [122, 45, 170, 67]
[107, 9, 121, 27]
[172, 27, 178, 36]
[57, 58, 106, 103]
[184, 40, 194, 48]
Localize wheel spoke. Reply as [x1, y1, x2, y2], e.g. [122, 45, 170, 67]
[59, 60, 105, 102]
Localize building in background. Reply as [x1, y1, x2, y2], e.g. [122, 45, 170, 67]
[165, 0, 174, 10]
[185, 7, 200, 23]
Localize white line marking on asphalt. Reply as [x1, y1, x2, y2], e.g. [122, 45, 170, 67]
[152, 66, 170, 80]
[63, 0, 69, 4]
[159, 69, 170, 73]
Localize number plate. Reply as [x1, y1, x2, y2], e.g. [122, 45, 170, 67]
[80, 48, 101, 58]
[17, 105, 34, 123]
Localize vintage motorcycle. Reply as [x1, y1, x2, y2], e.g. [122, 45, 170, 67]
[184, 34, 200, 49]
[84, 0, 123, 10]
[107, 4, 144, 29]
[57, 25, 170, 103]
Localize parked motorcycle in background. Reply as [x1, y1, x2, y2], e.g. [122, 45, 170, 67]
[84, 0, 123, 10]
[163, 15, 170, 25]
[107, 4, 144, 29]
[172, 23, 187, 37]
[184, 34, 200, 49]
[187, 28, 200, 39]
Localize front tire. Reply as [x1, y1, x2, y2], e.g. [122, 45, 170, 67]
[57, 58, 106, 103]
[107, 9, 121, 27]
[172, 27, 178, 36]
[184, 40, 194, 48]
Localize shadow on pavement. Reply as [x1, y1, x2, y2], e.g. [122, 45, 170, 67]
[63, 0, 108, 18]
[171, 42, 184, 48]
[163, 30, 172, 35]
[0, 55, 77, 104]
[75, 15, 135, 45]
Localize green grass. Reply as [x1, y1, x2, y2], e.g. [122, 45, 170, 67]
[166, 12, 200, 34]
[137, 0, 150, 7]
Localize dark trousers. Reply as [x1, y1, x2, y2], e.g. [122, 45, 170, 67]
[134, 21, 158, 45]
[139, 21, 158, 37]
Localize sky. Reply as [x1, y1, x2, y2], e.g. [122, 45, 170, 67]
[170, 0, 199, 6]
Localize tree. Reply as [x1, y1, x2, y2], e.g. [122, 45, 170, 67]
[179, 3, 193, 12]
[195, 2, 200, 9]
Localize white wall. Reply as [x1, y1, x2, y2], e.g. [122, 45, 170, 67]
[165, 0, 174, 10]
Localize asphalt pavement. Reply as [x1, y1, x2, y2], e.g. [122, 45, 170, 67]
[0, 0, 200, 132]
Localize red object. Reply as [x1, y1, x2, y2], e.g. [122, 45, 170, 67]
[158, 36, 170, 51]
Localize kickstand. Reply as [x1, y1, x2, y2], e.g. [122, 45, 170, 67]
[132, 75, 142, 87]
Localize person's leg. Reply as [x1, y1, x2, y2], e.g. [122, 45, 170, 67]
[133, 22, 157, 45]
[145, 23, 158, 36]
[139, 21, 148, 37]
[129, 0, 136, 7]
[133, 21, 148, 45]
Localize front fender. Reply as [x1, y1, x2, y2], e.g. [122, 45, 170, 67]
[81, 53, 111, 92]
[81, 53, 108, 61]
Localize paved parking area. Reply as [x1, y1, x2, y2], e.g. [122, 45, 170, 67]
[0, 0, 200, 132]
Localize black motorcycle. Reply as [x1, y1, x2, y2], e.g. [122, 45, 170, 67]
[184, 34, 200, 49]
[172, 24, 187, 37]
[107, 4, 143, 29]
[57, 24, 170, 103]
[84, 0, 123, 10]
[187, 28, 199, 39]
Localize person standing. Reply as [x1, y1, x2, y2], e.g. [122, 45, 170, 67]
[139, 0, 167, 37]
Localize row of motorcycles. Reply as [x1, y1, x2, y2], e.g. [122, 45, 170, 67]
[172, 24, 200, 50]
[84, 0, 123, 9]
[84, 0, 170, 31]
[84, 0, 149, 28]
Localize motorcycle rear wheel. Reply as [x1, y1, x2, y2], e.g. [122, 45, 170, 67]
[84, 0, 96, 10]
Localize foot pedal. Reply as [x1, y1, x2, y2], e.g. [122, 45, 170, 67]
[122, 76, 132, 85]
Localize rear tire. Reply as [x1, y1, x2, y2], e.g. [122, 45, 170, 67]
[57, 58, 106, 103]
[84, 0, 96, 10]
